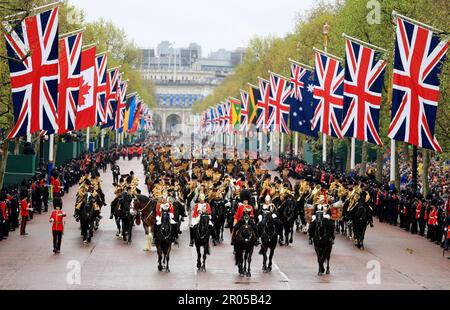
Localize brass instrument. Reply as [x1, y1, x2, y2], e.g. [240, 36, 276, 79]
[205, 169, 213, 178]
[213, 172, 222, 183]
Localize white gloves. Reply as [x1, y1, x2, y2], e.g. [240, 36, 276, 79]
[258, 215, 263, 222]
[272, 214, 277, 219]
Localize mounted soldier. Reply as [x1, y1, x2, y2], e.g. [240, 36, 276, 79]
[154, 190, 178, 242]
[231, 189, 259, 246]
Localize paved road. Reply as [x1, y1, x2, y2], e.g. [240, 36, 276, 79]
[0, 158, 449, 290]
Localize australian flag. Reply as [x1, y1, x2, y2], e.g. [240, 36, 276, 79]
[288, 62, 318, 138]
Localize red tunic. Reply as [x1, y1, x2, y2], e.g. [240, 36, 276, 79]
[234, 203, 254, 222]
[0, 201, 8, 220]
[156, 203, 174, 218]
[51, 178, 61, 194]
[415, 201, 422, 219]
[427, 210, 436, 225]
[50, 210, 66, 231]
[20, 199, 29, 217]
[192, 203, 211, 219]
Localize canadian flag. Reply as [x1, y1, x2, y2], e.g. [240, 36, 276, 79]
[76, 46, 96, 130]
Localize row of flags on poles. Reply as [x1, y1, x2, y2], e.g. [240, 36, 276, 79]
[199, 13, 448, 153]
[3, 6, 153, 140]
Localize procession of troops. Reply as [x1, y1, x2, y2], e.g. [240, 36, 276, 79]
[0, 137, 449, 276]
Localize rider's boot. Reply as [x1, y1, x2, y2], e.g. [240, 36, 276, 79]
[74, 209, 80, 222]
[189, 227, 194, 247]
[230, 228, 236, 246]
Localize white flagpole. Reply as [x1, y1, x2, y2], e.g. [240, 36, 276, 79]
[280, 133, 284, 153]
[390, 139, 396, 182]
[323, 134, 327, 164]
[49, 134, 54, 162]
[258, 131, 263, 152]
[26, 134, 31, 143]
[294, 132, 299, 156]
[351, 138, 356, 170]
[86, 127, 90, 151]
[100, 129, 105, 148]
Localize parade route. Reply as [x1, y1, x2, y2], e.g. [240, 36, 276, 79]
[0, 158, 449, 290]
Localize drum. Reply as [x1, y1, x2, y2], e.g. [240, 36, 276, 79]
[330, 205, 343, 221]
[304, 205, 315, 224]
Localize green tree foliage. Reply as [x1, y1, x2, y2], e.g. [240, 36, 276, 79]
[0, 0, 155, 135]
[196, 0, 449, 157]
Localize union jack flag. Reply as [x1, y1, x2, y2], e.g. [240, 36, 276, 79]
[341, 39, 387, 145]
[240, 90, 250, 132]
[216, 103, 225, 134]
[102, 68, 120, 129]
[388, 17, 448, 152]
[95, 53, 108, 126]
[312, 51, 345, 138]
[290, 62, 308, 102]
[214, 105, 222, 134]
[4, 8, 59, 139]
[256, 78, 270, 131]
[115, 77, 127, 131]
[58, 33, 82, 134]
[267, 72, 293, 134]
[224, 99, 232, 134]
[208, 107, 216, 134]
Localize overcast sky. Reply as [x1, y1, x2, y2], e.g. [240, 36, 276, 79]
[69, 0, 319, 56]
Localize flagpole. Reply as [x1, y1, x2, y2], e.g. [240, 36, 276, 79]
[351, 138, 356, 170]
[100, 129, 105, 148]
[49, 134, 54, 162]
[280, 133, 284, 156]
[295, 132, 299, 157]
[86, 127, 90, 152]
[59, 28, 85, 39]
[26, 134, 31, 143]
[3, 1, 60, 20]
[390, 139, 396, 182]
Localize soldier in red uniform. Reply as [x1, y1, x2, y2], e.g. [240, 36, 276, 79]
[411, 197, 422, 234]
[154, 191, 178, 241]
[427, 202, 437, 241]
[49, 198, 66, 254]
[230, 189, 258, 246]
[189, 193, 215, 247]
[51, 172, 61, 199]
[20, 194, 32, 236]
[0, 192, 9, 241]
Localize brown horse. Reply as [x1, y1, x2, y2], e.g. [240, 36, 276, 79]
[133, 195, 157, 251]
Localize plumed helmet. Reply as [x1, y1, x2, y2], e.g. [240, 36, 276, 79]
[265, 195, 271, 204]
[199, 192, 206, 202]
[240, 189, 251, 203]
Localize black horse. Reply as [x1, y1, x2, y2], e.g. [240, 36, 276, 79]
[258, 210, 278, 273]
[155, 211, 174, 272]
[278, 197, 297, 246]
[227, 198, 239, 234]
[309, 214, 334, 276]
[79, 193, 95, 244]
[211, 198, 226, 245]
[234, 214, 257, 277]
[116, 192, 136, 244]
[295, 192, 308, 232]
[351, 198, 370, 249]
[194, 214, 211, 272]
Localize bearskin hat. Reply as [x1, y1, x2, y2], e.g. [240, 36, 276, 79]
[240, 189, 251, 203]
